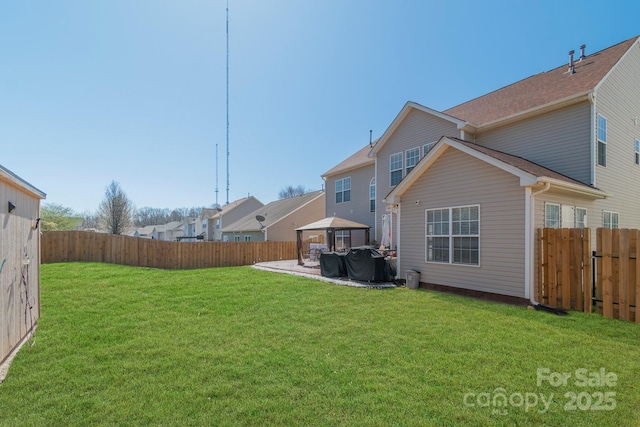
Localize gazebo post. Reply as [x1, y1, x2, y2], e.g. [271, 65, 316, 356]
[296, 230, 304, 265]
[365, 228, 370, 245]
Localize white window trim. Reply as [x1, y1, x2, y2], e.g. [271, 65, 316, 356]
[544, 203, 561, 228]
[425, 204, 480, 267]
[597, 114, 607, 167]
[390, 152, 403, 186]
[575, 207, 588, 229]
[602, 210, 619, 229]
[422, 141, 437, 157]
[405, 147, 420, 175]
[369, 177, 375, 213]
[335, 177, 351, 204]
[244, 235, 251, 242]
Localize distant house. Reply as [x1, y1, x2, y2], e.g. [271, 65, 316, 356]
[326, 36, 640, 302]
[221, 190, 325, 242]
[133, 225, 156, 239]
[0, 165, 46, 371]
[197, 197, 264, 241]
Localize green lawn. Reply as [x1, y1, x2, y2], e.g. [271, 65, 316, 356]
[1, 263, 639, 426]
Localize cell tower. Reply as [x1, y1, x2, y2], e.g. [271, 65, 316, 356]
[225, 0, 230, 205]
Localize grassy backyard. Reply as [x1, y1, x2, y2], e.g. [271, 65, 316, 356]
[1, 263, 639, 426]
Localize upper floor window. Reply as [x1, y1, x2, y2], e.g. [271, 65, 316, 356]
[233, 235, 241, 242]
[405, 147, 420, 175]
[390, 152, 403, 186]
[635, 139, 639, 165]
[244, 235, 251, 242]
[597, 114, 607, 167]
[603, 211, 619, 229]
[369, 177, 375, 213]
[423, 142, 436, 157]
[215, 219, 220, 229]
[335, 177, 351, 203]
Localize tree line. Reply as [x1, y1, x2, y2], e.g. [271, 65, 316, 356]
[41, 181, 312, 234]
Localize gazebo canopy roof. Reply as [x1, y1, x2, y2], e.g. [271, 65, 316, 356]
[296, 216, 370, 231]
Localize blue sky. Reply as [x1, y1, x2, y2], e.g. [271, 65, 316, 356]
[2, 0, 639, 214]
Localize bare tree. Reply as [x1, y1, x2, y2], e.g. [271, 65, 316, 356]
[278, 185, 307, 199]
[97, 181, 134, 234]
[80, 211, 99, 230]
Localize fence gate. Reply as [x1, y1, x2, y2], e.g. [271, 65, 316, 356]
[538, 228, 640, 322]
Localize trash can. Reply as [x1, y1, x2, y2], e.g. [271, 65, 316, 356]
[406, 270, 420, 289]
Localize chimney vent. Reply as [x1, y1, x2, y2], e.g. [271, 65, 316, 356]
[579, 44, 586, 60]
[568, 50, 576, 74]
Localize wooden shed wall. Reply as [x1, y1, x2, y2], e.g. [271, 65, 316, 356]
[0, 177, 41, 365]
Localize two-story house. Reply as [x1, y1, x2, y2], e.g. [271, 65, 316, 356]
[197, 196, 264, 241]
[326, 35, 640, 303]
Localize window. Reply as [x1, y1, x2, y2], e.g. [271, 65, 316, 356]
[233, 235, 241, 242]
[390, 152, 403, 186]
[336, 230, 350, 250]
[369, 177, 375, 213]
[545, 203, 561, 228]
[405, 147, 420, 175]
[215, 219, 220, 229]
[635, 139, 640, 165]
[423, 142, 436, 157]
[335, 177, 351, 203]
[576, 208, 587, 229]
[597, 114, 607, 167]
[244, 235, 251, 242]
[426, 205, 479, 265]
[603, 211, 619, 229]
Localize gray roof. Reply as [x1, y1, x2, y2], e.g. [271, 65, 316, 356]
[222, 190, 324, 233]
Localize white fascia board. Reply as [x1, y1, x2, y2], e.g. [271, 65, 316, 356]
[537, 177, 607, 199]
[0, 164, 46, 199]
[369, 101, 469, 157]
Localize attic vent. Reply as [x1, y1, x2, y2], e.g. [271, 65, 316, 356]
[567, 50, 576, 75]
[579, 44, 586, 60]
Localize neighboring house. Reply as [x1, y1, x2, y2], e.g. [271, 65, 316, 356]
[155, 221, 183, 241]
[133, 225, 156, 239]
[322, 144, 376, 247]
[221, 190, 325, 242]
[326, 35, 640, 302]
[197, 197, 264, 241]
[0, 165, 46, 371]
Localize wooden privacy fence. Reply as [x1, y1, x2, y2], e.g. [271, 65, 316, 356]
[538, 228, 640, 322]
[42, 231, 297, 269]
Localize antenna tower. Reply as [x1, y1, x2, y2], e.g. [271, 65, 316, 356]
[225, 0, 230, 204]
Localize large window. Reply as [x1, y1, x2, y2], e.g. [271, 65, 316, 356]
[545, 203, 587, 228]
[335, 177, 351, 203]
[369, 177, 375, 213]
[426, 205, 479, 265]
[603, 211, 619, 229]
[390, 152, 403, 186]
[597, 114, 607, 167]
[405, 147, 420, 175]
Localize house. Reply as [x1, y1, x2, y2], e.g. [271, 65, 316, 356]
[221, 190, 325, 242]
[0, 165, 45, 374]
[197, 197, 264, 241]
[327, 35, 640, 302]
[133, 225, 156, 239]
[322, 144, 376, 247]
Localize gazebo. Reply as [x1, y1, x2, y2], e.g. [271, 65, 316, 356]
[295, 216, 371, 265]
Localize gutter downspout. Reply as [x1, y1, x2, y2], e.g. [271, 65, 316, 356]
[527, 181, 551, 305]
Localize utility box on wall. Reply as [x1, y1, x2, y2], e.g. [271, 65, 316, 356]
[406, 270, 420, 289]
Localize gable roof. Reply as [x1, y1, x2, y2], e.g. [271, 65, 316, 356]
[296, 216, 370, 231]
[385, 136, 606, 203]
[370, 101, 471, 156]
[200, 196, 263, 220]
[444, 36, 639, 127]
[222, 190, 325, 233]
[0, 164, 46, 199]
[322, 144, 375, 178]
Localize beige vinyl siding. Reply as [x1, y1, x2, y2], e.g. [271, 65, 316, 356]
[325, 163, 376, 244]
[268, 194, 325, 242]
[475, 102, 592, 184]
[592, 40, 640, 229]
[375, 109, 458, 242]
[398, 149, 526, 298]
[1, 177, 42, 365]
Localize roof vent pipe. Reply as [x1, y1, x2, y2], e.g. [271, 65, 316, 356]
[568, 50, 576, 74]
[579, 44, 586, 60]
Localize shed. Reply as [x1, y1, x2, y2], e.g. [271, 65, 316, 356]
[0, 165, 46, 379]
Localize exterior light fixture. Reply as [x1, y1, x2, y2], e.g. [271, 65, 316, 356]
[8, 201, 16, 213]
